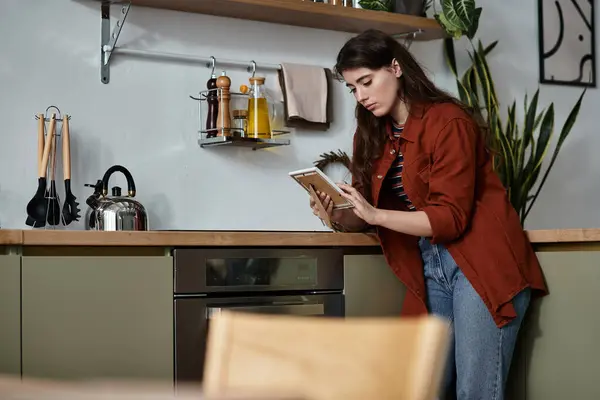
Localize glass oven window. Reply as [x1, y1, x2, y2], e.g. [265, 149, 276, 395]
[206, 257, 318, 287]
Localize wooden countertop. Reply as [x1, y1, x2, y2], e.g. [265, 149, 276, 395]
[21, 230, 381, 247]
[1, 228, 600, 247]
[0, 230, 22, 245]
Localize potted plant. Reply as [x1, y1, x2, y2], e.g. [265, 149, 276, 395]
[444, 40, 586, 224]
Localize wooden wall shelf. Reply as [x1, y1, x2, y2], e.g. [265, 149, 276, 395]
[128, 0, 446, 40]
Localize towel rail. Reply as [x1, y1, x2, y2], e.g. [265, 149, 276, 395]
[110, 47, 283, 74]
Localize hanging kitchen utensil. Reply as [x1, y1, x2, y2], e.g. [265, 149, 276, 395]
[26, 114, 47, 227]
[61, 115, 80, 225]
[26, 114, 55, 225]
[84, 165, 149, 231]
[216, 71, 232, 137]
[205, 57, 219, 137]
[46, 128, 61, 226]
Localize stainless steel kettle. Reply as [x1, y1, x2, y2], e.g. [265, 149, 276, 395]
[84, 165, 149, 231]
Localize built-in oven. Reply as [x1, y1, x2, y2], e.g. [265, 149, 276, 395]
[172, 247, 345, 385]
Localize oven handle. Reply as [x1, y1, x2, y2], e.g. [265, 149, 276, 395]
[206, 303, 325, 319]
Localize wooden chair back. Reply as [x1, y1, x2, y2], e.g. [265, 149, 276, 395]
[203, 311, 451, 400]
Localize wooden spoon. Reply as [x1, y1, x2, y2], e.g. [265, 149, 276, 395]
[25, 114, 46, 227]
[26, 114, 55, 224]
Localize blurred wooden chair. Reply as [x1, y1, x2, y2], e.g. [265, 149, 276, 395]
[203, 311, 451, 400]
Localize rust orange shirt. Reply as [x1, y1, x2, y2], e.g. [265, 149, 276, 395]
[354, 102, 548, 328]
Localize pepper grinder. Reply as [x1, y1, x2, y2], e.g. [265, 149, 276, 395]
[216, 71, 231, 137]
[205, 72, 218, 138]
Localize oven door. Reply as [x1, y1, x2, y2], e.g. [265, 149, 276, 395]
[174, 248, 344, 295]
[174, 293, 344, 385]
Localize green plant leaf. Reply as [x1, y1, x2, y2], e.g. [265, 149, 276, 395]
[455, 0, 476, 25]
[525, 105, 553, 202]
[358, 0, 392, 11]
[466, 40, 497, 68]
[471, 43, 498, 118]
[460, 49, 479, 104]
[459, 40, 497, 84]
[505, 101, 516, 140]
[476, 40, 499, 111]
[490, 108, 513, 187]
[456, 78, 474, 106]
[519, 89, 539, 172]
[467, 7, 482, 39]
[444, 38, 458, 77]
[523, 88, 586, 220]
[464, 69, 479, 104]
[535, 109, 544, 127]
[441, 0, 472, 31]
[556, 87, 587, 149]
[484, 40, 499, 55]
[435, 12, 464, 38]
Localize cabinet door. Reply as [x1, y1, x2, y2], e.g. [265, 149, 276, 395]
[344, 254, 406, 317]
[0, 255, 21, 376]
[22, 256, 173, 382]
[507, 251, 600, 400]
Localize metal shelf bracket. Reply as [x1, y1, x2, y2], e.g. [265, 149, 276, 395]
[101, 1, 131, 84]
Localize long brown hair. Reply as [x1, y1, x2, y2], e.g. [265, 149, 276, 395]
[334, 29, 489, 203]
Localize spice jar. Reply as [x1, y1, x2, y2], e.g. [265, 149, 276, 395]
[232, 109, 248, 137]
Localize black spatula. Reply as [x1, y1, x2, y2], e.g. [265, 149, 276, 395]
[26, 114, 55, 226]
[61, 115, 80, 225]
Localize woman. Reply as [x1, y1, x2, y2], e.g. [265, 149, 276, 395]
[310, 29, 548, 400]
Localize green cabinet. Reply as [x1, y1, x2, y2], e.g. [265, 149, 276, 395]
[6, 245, 600, 398]
[21, 256, 174, 382]
[346, 251, 600, 400]
[507, 251, 600, 400]
[343, 254, 406, 317]
[0, 255, 21, 377]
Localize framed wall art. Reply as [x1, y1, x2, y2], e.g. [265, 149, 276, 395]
[538, 0, 596, 87]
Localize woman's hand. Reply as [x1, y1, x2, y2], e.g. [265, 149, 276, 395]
[337, 183, 381, 226]
[309, 190, 343, 222]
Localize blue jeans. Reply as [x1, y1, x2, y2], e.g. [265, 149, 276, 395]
[419, 237, 530, 400]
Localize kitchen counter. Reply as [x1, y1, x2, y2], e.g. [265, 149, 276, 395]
[2, 228, 600, 399]
[0, 230, 21, 245]
[0, 228, 600, 247]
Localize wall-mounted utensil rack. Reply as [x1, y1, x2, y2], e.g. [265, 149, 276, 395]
[26, 106, 80, 229]
[91, 0, 445, 150]
[96, 0, 438, 84]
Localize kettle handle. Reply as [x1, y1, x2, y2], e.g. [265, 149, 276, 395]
[101, 165, 137, 197]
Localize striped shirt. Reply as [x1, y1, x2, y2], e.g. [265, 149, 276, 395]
[384, 123, 416, 211]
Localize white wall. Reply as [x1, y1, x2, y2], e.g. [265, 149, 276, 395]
[0, 0, 356, 231]
[0, 0, 597, 231]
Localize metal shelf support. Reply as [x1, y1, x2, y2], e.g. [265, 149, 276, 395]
[101, 1, 131, 84]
